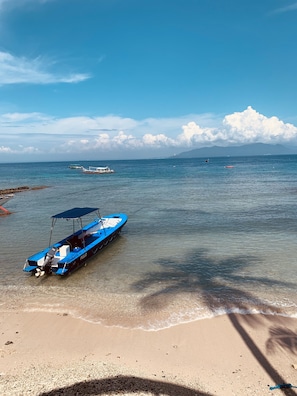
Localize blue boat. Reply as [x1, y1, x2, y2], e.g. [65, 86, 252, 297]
[23, 207, 128, 277]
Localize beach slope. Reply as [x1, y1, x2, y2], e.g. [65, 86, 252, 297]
[0, 312, 297, 396]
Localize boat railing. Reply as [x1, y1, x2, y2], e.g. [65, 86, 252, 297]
[62, 262, 67, 274]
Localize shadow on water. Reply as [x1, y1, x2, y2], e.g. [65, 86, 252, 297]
[38, 375, 208, 396]
[132, 248, 297, 396]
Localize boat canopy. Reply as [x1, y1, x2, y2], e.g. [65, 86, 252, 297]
[52, 207, 99, 219]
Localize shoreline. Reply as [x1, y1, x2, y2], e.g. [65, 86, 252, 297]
[1, 311, 297, 395]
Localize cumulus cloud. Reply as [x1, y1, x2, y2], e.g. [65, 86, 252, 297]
[179, 106, 297, 147]
[0, 51, 90, 85]
[177, 122, 218, 146]
[0, 144, 40, 154]
[0, 145, 14, 153]
[222, 106, 297, 143]
[1, 106, 297, 159]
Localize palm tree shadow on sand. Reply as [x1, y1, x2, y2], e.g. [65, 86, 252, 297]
[132, 248, 297, 396]
[38, 248, 297, 396]
[39, 376, 208, 396]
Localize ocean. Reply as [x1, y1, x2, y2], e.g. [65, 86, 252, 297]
[1, 156, 297, 330]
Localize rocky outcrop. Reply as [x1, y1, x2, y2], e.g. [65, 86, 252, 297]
[0, 185, 48, 195]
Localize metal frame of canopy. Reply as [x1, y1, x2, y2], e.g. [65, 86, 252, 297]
[48, 207, 102, 246]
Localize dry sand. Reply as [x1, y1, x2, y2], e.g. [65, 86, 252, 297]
[1, 311, 297, 395]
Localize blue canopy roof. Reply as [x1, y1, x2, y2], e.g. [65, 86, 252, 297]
[52, 207, 98, 219]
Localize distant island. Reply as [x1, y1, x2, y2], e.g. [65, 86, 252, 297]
[171, 143, 297, 159]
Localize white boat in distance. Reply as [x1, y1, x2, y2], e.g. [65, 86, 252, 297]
[0, 194, 14, 206]
[69, 164, 82, 169]
[82, 166, 115, 174]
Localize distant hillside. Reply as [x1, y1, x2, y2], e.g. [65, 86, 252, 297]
[172, 143, 296, 158]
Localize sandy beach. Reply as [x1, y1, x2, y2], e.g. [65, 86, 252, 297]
[1, 311, 297, 396]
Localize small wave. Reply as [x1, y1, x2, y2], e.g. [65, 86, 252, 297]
[2, 283, 297, 331]
[51, 304, 297, 331]
[0, 301, 296, 331]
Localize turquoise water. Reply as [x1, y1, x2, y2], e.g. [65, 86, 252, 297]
[1, 156, 297, 329]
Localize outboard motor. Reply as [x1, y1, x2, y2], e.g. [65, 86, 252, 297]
[35, 246, 58, 277]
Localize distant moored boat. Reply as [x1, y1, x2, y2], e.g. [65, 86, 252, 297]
[68, 164, 82, 169]
[82, 166, 115, 174]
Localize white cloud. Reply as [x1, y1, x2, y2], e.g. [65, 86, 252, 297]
[0, 0, 15, 11]
[178, 106, 297, 147]
[0, 145, 14, 153]
[0, 144, 40, 154]
[222, 106, 297, 144]
[142, 133, 175, 147]
[0, 0, 52, 13]
[2, 112, 48, 122]
[1, 106, 297, 160]
[177, 122, 217, 146]
[0, 1, 90, 86]
[271, 2, 297, 14]
[0, 51, 90, 85]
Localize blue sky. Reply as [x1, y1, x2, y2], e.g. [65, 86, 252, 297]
[0, 0, 297, 162]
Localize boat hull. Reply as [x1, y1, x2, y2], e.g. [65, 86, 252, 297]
[53, 225, 124, 275]
[23, 213, 128, 277]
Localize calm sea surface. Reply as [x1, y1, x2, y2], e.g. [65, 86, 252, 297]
[1, 156, 297, 329]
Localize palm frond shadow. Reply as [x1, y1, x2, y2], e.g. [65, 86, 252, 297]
[133, 248, 292, 320]
[267, 327, 297, 355]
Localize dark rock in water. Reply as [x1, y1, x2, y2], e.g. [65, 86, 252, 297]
[0, 186, 48, 195]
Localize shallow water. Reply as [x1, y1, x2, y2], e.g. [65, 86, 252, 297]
[1, 156, 297, 329]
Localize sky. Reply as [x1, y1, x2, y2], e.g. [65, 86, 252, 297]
[0, 0, 297, 162]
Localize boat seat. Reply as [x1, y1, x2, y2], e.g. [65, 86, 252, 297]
[66, 235, 83, 250]
[73, 235, 82, 247]
[59, 245, 70, 258]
